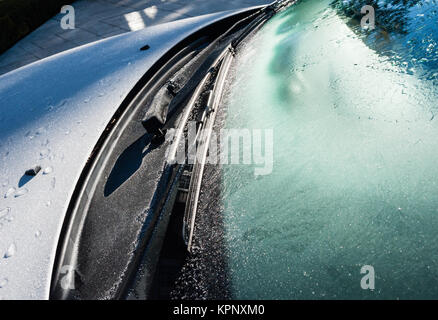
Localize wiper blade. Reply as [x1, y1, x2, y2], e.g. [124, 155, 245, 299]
[140, 0, 298, 253]
[183, 49, 235, 252]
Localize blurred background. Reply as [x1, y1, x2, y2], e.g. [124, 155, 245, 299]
[0, 0, 271, 76]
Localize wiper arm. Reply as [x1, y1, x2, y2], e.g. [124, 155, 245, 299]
[141, 1, 296, 143]
[141, 0, 298, 252]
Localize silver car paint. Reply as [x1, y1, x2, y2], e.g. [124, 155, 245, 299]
[0, 6, 263, 300]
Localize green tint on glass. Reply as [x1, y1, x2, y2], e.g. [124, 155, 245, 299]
[222, 0, 438, 299]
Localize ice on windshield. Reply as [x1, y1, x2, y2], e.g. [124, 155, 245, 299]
[221, 0, 438, 299]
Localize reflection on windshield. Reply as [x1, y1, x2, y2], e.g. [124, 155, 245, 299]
[222, 0, 438, 299]
[334, 0, 438, 80]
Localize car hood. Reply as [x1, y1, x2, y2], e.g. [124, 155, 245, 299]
[0, 6, 263, 300]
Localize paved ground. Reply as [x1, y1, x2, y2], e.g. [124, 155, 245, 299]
[0, 0, 271, 76]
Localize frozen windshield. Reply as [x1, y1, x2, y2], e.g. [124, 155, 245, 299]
[221, 0, 438, 299]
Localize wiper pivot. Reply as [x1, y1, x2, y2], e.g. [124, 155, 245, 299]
[141, 81, 178, 144]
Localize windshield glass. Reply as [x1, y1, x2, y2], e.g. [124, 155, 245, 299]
[221, 0, 438, 299]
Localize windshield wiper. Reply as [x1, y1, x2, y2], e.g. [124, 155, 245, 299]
[141, 0, 296, 145]
[166, 0, 298, 252]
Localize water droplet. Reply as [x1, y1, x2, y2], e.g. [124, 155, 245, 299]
[35, 127, 45, 136]
[41, 139, 49, 147]
[14, 188, 28, 198]
[0, 207, 10, 218]
[84, 98, 91, 103]
[4, 187, 15, 198]
[0, 278, 8, 288]
[45, 200, 52, 207]
[4, 243, 16, 258]
[40, 148, 50, 159]
[65, 130, 70, 135]
[25, 131, 34, 140]
[43, 167, 53, 175]
[57, 99, 68, 108]
[35, 230, 42, 238]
